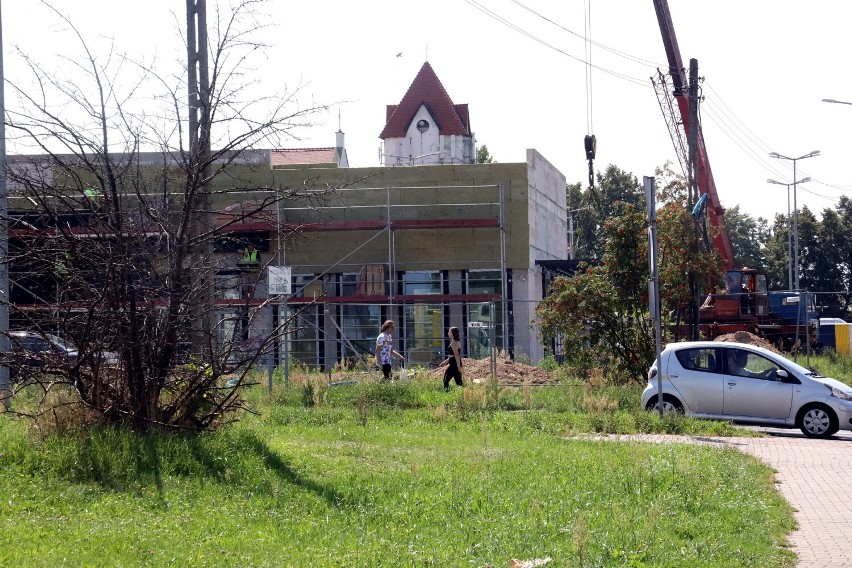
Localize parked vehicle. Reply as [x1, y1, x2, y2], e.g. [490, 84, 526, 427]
[3, 330, 117, 381]
[642, 341, 852, 438]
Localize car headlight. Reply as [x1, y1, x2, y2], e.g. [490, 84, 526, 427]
[829, 385, 852, 401]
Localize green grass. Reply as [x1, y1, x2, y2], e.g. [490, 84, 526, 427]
[0, 375, 796, 567]
[805, 351, 852, 386]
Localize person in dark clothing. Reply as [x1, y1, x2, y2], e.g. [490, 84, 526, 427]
[439, 326, 463, 391]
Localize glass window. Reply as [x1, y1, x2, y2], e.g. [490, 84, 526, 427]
[285, 304, 321, 369]
[340, 304, 382, 360]
[403, 303, 443, 357]
[214, 273, 242, 299]
[467, 270, 503, 358]
[467, 270, 502, 295]
[675, 348, 719, 373]
[291, 274, 323, 299]
[403, 271, 442, 295]
[216, 308, 245, 349]
[723, 348, 782, 380]
[340, 273, 358, 297]
[725, 271, 742, 295]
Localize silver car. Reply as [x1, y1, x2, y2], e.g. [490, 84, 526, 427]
[642, 341, 852, 438]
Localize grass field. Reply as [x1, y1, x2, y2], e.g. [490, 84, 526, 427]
[0, 369, 801, 567]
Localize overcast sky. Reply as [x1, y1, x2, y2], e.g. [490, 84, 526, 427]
[4, 0, 851, 221]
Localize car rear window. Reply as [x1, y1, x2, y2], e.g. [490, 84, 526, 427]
[675, 348, 718, 373]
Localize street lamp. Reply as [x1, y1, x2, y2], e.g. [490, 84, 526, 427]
[768, 150, 819, 294]
[823, 98, 852, 106]
[767, 177, 811, 290]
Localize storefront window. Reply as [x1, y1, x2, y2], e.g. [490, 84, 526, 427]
[340, 303, 382, 361]
[284, 304, 320, 368]
[467, 270, 503, 358]
[402, 271, 442, 295]
[403, 303, 443, 364]
[291, 274, 324, 299]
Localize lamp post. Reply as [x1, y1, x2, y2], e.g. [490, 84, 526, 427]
[767, 177, 811, 290]
[823, 98, 852, 106]
[768, 151, 820, 294]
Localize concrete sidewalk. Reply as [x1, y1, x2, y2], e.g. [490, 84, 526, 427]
[601, 430, 852, 568]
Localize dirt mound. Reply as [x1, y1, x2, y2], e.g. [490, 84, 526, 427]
[432, 356, 556, 385]
[713, 331, 779, 352]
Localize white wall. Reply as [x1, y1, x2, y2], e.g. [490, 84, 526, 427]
[382, 105, 473, 166]
[514, 149, 567, 364]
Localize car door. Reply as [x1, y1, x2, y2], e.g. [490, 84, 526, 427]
[721, 347, 793, 419]
[669, 347, 724, 414]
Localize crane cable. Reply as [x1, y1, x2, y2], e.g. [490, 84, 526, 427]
[583, 0, 598, 200]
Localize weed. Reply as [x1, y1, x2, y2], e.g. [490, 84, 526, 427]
[301, 376, 329, 407]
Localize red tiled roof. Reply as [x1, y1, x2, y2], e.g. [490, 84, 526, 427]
[379, 62, 471, 139]
[270, 147, 338, 166]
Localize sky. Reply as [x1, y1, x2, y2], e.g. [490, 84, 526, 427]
[3, 0, 852, 221]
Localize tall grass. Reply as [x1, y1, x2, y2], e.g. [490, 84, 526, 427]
[0, 370, 794, 567]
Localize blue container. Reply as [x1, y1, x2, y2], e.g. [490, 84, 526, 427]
[819, 324, 836, 349]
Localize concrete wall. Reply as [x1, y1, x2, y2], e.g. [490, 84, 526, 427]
[217, 161, 533, 272]
[509, 150, 566, 362]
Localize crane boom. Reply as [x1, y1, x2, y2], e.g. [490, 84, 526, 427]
[652, 0, 736, 269]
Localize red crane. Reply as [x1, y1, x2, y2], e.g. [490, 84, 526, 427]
[651, 0, 736, 270]
[650, 1, 820, 350]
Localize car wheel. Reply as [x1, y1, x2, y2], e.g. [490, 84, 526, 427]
[797, 404, 839, 438]
[645, 394, 683, 414]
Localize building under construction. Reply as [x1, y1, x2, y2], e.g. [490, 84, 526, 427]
[6, 62, 569, 370]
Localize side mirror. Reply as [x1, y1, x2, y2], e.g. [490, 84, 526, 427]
[776, 369, 799, 384]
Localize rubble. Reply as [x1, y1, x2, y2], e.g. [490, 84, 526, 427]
[431, 356, 556, 385]
[712, 331, 780, 352]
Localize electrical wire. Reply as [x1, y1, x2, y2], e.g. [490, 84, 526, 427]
[508, 0, 666, 70]
[584, 0, 593, 134]
[464, 0, 651, 88]
[463, 0, 850, 211]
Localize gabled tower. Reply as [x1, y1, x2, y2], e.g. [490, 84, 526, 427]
[379, 62, 474, 166]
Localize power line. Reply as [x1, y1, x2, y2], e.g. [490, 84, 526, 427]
[464, 0, 851, 213]
[508, 0, 666, 70]
[464, 0, 651, 88]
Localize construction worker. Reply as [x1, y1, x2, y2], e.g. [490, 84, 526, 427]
[238, 244, 260, 268]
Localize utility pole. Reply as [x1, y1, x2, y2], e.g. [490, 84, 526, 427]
[187, 0, 213, 359]
[686, 58, 700, 340]
[0, 4, 10, 409]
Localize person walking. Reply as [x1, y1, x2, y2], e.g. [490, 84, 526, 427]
[375, 320, 403, 381]
[439, 327, 463, 391]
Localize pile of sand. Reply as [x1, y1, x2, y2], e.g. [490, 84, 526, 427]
[713, 330, 779, 352]
[431, 356, 555, 385]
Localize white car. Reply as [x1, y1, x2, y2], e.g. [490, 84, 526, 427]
[642, 341, 852, 438]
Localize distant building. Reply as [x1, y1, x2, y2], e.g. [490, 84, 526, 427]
[379, 62, 474, 166]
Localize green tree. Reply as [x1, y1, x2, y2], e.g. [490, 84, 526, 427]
[538, 169, 728, 376]
[573, 164, 644, 258]
[536, 204, 653, 382]
[475, 145, 494, 163]
[762, 214, 791, 290]
[796, 206, 820, 291]
[821, 196, 852, 317]
[813, 207, 847, 316]
[724, 205, 769, 272]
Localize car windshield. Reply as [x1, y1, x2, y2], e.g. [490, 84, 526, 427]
[46, 333, 77, 352]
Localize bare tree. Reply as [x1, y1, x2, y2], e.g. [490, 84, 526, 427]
[1, 1, 329, 430]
